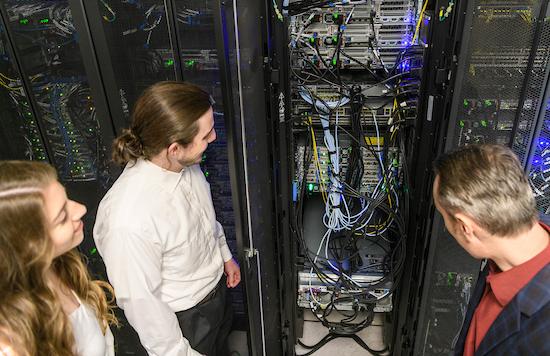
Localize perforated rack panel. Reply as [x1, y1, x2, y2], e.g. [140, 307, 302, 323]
[447, 2, 549, 153]
[416, 1, 550, 354]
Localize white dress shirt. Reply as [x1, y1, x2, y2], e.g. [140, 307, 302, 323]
[93, 158, 233, 356]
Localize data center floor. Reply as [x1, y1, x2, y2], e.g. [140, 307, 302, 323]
[295, 311, 387, 355]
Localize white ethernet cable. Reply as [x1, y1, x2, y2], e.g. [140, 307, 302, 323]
[299, 88, 350, 232]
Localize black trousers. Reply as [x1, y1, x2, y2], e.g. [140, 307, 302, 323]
[175, 276, 233, 356]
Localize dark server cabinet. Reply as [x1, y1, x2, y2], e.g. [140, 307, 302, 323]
[394, 0, 550, 355]
[523, 5, 550, 223]
[0, 1, 280, 355]
[529, 75, 550, 223]
[214, 1, 283, 354]
[83, 1, 276, 355]
[83, 0, 177, 126]
[268, 0, 425, 355]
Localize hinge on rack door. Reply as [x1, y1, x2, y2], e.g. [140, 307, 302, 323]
[244, 247, 258, 258]
[243, 247, 259, 269]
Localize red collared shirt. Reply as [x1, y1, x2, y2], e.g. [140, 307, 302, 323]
[463, 224, 550, 356]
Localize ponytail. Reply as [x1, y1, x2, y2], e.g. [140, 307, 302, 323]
[112, 129, 144, 165]
[113, 82, 211, 166]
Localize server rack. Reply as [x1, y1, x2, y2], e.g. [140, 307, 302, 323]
[394, 0, 550, 355]
[268, 1, 426, 354]
[0, 1, 281, 355]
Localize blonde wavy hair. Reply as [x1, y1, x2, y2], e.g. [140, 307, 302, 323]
[0, 161, 117, 356]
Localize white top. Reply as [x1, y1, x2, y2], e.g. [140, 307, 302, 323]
[69, 292, 114, 356]
[93, 159, 233, 356]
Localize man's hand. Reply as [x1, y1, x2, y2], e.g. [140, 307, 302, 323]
[224, 258, 241, 288]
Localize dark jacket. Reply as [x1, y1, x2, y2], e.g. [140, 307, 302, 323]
[453, 262, 550, 355]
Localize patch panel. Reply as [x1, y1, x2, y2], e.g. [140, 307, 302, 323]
[297, 271, 393, 312]
[302, 145, 381, 193]
[289, 1, 415, 69]
[291, 85, 400, 126]
[180, 49, 219, 71]
[295, 137, 401, 195]
[456, 98, 526, 146]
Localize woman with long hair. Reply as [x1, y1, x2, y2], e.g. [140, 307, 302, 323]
[0, 160, 117, 356]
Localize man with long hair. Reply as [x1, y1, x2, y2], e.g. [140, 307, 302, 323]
[94, 82, 241, 356]
[432, 144, 550, 355]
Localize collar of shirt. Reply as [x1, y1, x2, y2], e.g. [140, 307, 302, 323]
[130, 158, 184, 193]
[486, 223, 550, 307]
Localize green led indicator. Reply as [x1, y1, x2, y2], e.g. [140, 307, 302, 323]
[332, 58, 337, 66]
[19, 18, 29, 25]
[333, 12, 339, 19]
[463, 99, 468, 107]
[205, 171, 209, 177]
[39, 18, 50, 24]
[484, 100, 492, 107]
[164, 59, 174, 67]
[459, 120, 465, 127]
[90, 248, 97, 255]
[184, 60, 195, 68]
[480, 120, 488, 127]
[307, 183, 314, 191]
[309, 37, 315, 43]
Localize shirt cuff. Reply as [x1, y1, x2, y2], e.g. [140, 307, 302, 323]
[220, 244, 233, 262]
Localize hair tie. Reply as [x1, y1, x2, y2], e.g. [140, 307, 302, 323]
[124, 129, 144, 156]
